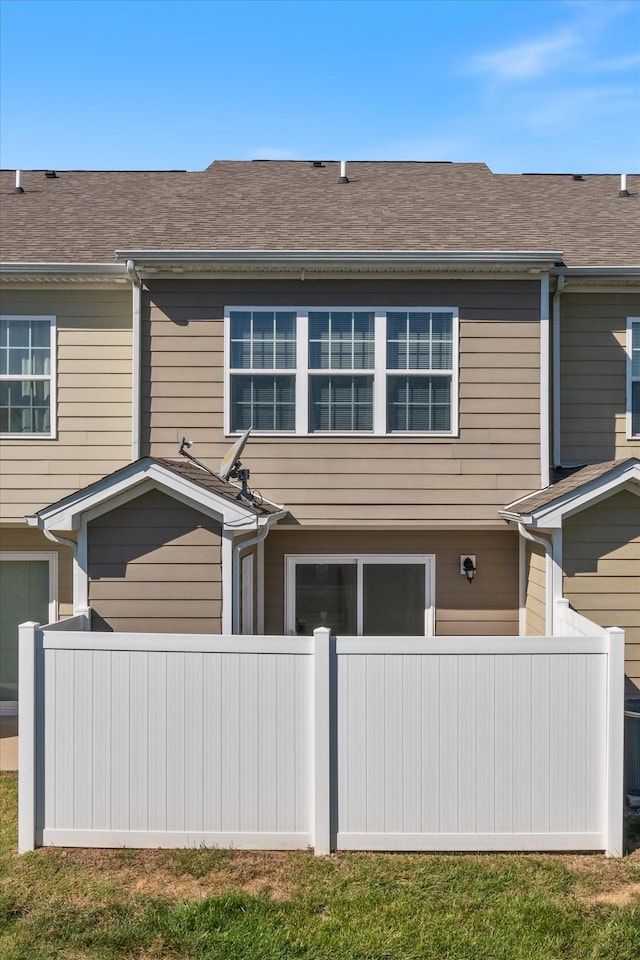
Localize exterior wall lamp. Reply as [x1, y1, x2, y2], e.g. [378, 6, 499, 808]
[460, 555, 477, 583]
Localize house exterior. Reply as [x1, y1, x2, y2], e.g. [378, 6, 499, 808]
[1, 160, 639, 717]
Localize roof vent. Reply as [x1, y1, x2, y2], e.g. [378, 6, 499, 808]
[45, 170, 57, 179]
[13, 170, 24, 194]
[572, 174, 584, 181]
[619, 173, 630, 197]
[339, 160, 349, 184]
[311, 161, 325, 168]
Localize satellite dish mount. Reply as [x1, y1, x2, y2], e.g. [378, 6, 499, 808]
[217, 428, 254, 503]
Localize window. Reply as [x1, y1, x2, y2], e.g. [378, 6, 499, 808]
[0, 316, 55, 437]
[285, 554, 435, 636]
[628, 318, 640, 439]
[226, 307, 458, 435]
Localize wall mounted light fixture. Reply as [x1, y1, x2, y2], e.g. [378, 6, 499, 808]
[460, 555, 477, 583]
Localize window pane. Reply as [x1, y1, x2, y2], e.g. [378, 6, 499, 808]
[230, 375, 295, 431]
[230, 310, 295, 371]
[363, 564, 425, 635]
[387, 376, 451, 432]
[309, 375, 373, 431]
[294, 563, 357, 635]
[0, 381, 51, 434]
[309, 311, 374, 371]
[633, 382, 640, 436]
[387, 310, 453, 372]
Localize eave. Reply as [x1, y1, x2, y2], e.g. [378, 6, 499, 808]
[0, 263, 129, 284]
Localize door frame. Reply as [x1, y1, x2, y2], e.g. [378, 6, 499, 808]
[285, 553, 435, 636]
[0, 551, 57, 715]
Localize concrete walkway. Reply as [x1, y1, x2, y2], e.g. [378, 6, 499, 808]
[0, 717, 18, 771]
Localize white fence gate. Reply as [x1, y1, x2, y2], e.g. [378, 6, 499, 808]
[19, 623, 625, 856]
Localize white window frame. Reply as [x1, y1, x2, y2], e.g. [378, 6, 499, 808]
[284, 553, 435, 636]
[627, 317, 640, 440]
[224, 306, 459, 437]
[0, 315, 56, 439]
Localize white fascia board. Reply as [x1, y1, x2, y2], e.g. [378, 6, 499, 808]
[500, 463, 640, 529]
[116, 249, 563, 274]
[0, 263, 128, 281]
[31, 459, 265, 531]
[563, 266, 640, 277]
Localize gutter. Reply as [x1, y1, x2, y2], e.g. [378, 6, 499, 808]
[126, 259, 142, 461]
[0, 263, 128, 282]
[231, 512, 287, 634]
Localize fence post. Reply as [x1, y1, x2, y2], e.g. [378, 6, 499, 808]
[313, 627, 331, 855]
[18, 621, 39, 854]
[606, 626, 625, 857]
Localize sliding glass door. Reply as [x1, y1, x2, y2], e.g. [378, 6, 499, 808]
[287, 555, 434, 636]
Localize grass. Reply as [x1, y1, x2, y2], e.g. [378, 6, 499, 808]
[1, 772, 640, 959]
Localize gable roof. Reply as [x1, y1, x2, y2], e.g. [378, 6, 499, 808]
[2, 161, 638, 268]
[27, 457, 286, 532]
[501, 458, 640, 528]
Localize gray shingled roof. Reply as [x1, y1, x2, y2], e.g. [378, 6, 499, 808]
[502, 458, 640, 517]
[1, 161, 638, 267]
[154, 457, 283, 516]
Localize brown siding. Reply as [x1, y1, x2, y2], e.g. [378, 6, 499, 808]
[263, 528, 519, 636]
[88, 489, 222, 633]
[0, 526, 74, 618]
[142, 278, 542, 527]
[0, 288, 132, 522]
[563, 490, 640, 688]
[560, 293, 640, 464]
[525, 542, 547, 636]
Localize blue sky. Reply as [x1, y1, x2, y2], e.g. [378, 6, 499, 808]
[1, 0, 638, 173]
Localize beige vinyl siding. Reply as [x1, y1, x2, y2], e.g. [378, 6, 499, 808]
[0, 288, 132, 522]
[142, 278, 542, 527]
[263, 528, 519, 636]
[0, 526, 74, 618]
[560, 292, 640, 464]
[525, 541, 547, 636]
[88, 489, 222, 633]
[563, 490, 640, 688]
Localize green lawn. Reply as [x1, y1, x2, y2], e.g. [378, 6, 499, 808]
[1, 772, 639, 959]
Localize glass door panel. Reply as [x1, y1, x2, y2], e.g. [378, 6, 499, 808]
[294, 562, 356, 635]
[0, 560, 49, 704]
[363, 563, 425, 635]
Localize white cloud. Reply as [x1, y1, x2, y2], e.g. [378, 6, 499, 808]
[469, 30, 579, 80]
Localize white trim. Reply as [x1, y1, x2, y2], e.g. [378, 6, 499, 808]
[336, 832, 606, 852]
[0, 315, 57, 440]
[551, 529, 563, 633]
[285, 553, 436, 636]
[130, 273, 141, 460]
[39, 829, 312, 850]
[627, 317, 640, 440]
[518, 534, 526, 636]
[225, 306, 459, 438]
[606, 626, 625, 857]
[313, 627, 331, 855]
[76, 519, 89, 613]
[539, 275, 550, 486]
[32, 459, 273, 532]
[552, 276, 565, 467]
[256, 539, 265, 634]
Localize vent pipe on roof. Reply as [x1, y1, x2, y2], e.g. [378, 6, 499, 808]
[14, 170, 24, 194]
[339, 160, 349, 184]
[619, 174, 630, 197]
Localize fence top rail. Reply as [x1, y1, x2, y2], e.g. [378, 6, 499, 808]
[334, 635, 613, 655]
[37, 632, 314, 654]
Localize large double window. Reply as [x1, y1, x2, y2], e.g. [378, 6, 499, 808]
[226, 307, 458, 435]
[629, 317, 640, 438]
[0, 316, 55, 437]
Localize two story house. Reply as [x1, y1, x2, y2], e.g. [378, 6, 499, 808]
[1, 160, 638, 720]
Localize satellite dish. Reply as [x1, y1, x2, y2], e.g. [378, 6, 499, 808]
[218, 428, 252, 482]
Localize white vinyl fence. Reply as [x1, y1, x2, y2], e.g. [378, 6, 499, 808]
[19, 623, 625, 856]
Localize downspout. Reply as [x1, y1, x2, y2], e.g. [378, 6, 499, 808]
[517, 522, 553, 635]
[126, 259, 142, 461]
[552, 274, 565, 468]
[41, 529, 88, 628]
[231, 520, 279, 634]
